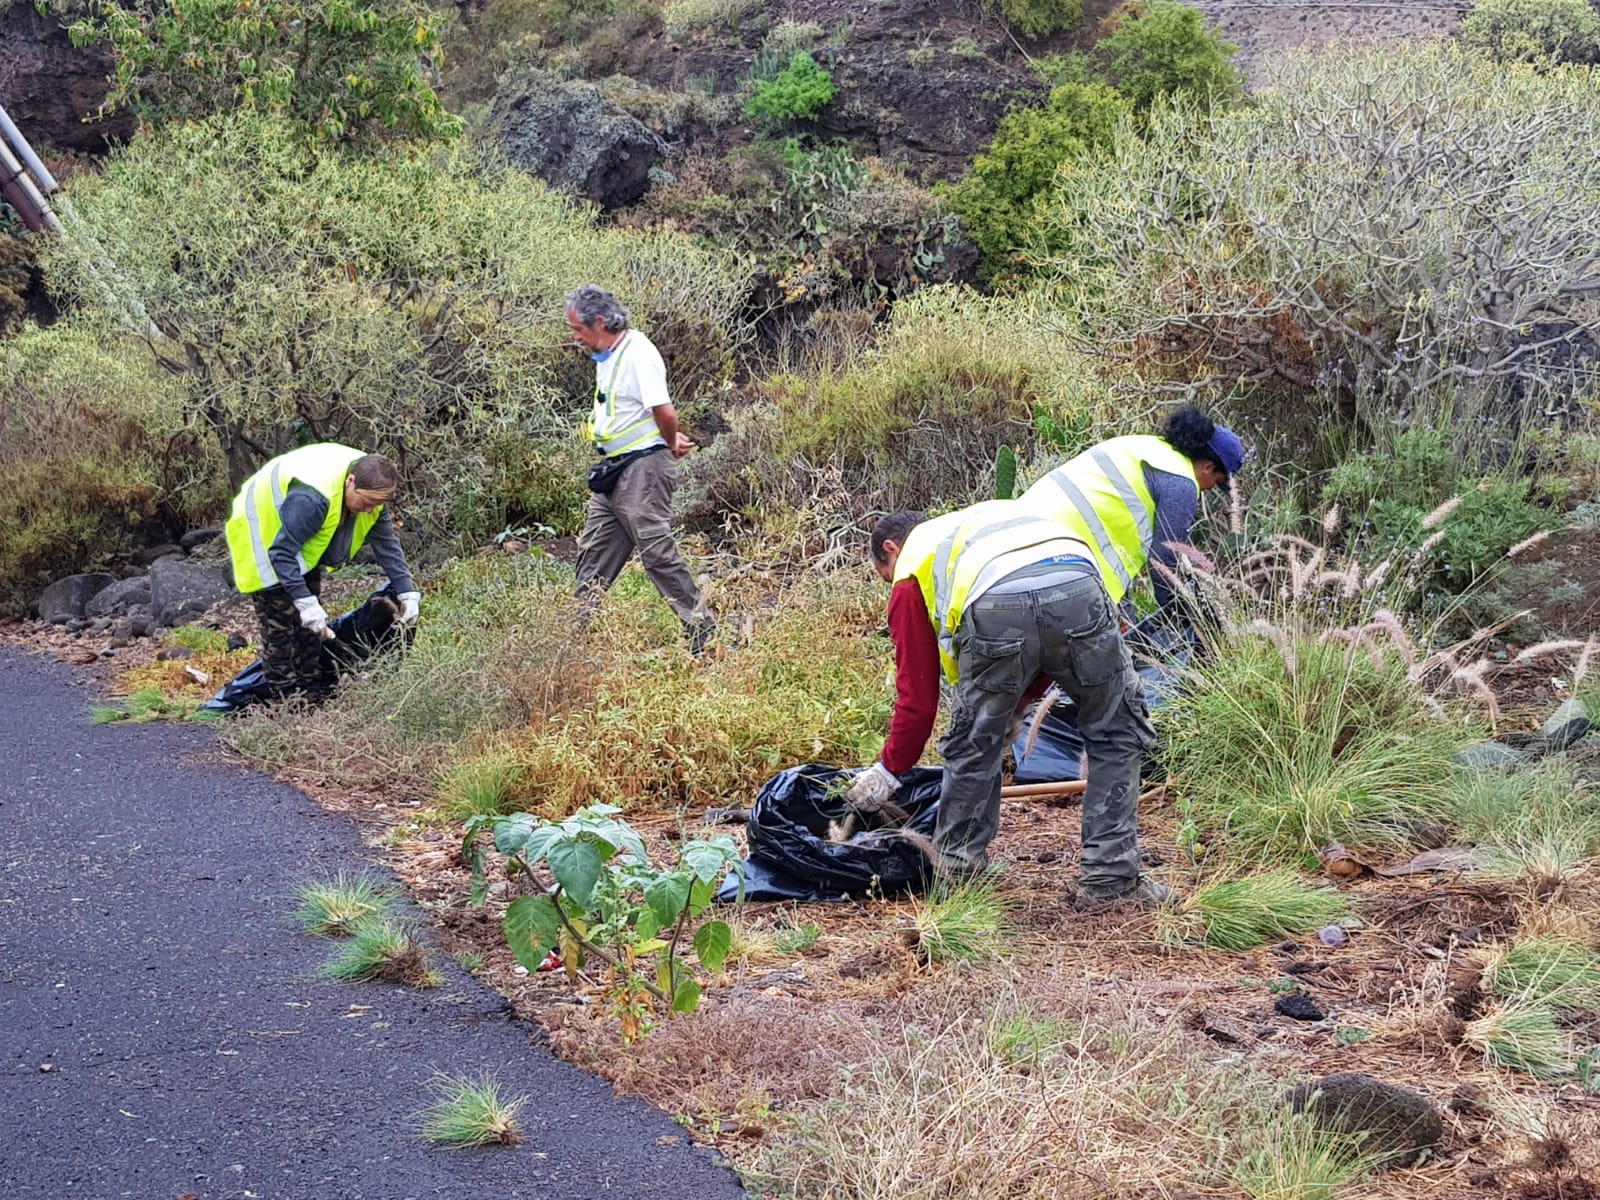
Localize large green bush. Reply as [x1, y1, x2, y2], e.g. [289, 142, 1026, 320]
[950, 82, 1130, 274]
[1460, 0, 1600, 65]
[64, 0, 461, 148]
[41, 112, 750, 545]
[0, 325, 226, 613]
[744, 53, 837, 130]
[1030, 41, 1600, 419]
[1098, 0, 1242, 110]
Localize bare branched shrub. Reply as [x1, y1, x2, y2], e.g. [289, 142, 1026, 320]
[1033, 41, 1600, 418]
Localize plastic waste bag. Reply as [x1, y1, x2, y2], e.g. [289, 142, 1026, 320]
[199, 586, 411, 714]
[715, 764, 945, 903]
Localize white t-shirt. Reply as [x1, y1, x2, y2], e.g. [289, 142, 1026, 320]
[593, 330, 670, 452]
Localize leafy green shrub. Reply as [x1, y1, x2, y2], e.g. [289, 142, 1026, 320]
[989, 0, 1084, 40]
[1030, 42, 1600, 421]
[1461, 0, 1600, 64]
[950, 82, 1130, 272]
[951, 35, 983, 59]
[42, 112, 748, 543]
[0, 324, 225, 615]
[1320, 430, 1549, 589]
[753, 20, 825, 76]
[1166, 631, 1469, 863]
[1156, 871, 1347, 950]
[744, 53, 838, 129]
[1098, 0, 1242, 110]
[681, 287, 1111, 537]
[64, 0, 461, 148]
[464, 804, 739, 1036]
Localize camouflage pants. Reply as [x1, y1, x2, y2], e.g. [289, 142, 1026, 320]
[937, 569, 1157, 889]
[252, 569, 335, 700]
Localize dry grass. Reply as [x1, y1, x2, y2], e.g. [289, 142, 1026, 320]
[746, 980, 1367, 1200]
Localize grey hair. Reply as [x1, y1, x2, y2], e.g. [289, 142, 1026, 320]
[565, 284, 630, 333]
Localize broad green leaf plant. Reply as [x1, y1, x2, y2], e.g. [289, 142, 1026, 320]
[463, 804, 741, 1040]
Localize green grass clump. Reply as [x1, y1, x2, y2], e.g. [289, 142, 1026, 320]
[910, 880, 1010, 964]
[441, 752, 526, 820]
[1166, 633, 1467, 863]
[293, 871, 397, 936]
[319, 916, 440, 988]
[1157, 871, 1347, 951]
[168, 624, 229, 654]
[418, 1073, 527, 1147]
[1463, 997, 1573, 1079]
[1233, 1110, 1369, 1200]
[1484, 934, 1600, 1011]
[89, 686, 200, 725]
[988, 1012, 1079, 1067]
[1447, 764, 1600, 888]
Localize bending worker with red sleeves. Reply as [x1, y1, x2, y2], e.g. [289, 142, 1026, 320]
[845, 407, 1242, 909]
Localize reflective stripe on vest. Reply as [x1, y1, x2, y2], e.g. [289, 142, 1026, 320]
[1019, 435, 1197, 604]
[895, 502, 1084, 683]
[588, 334, 665, 458]
[224, 443, 380, 593]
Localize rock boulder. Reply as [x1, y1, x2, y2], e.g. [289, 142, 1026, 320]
[148, 558, 232, 627]
[37, 574, 115, 623]
[86, 576, 152, 620]
[490, 70, 667, 210]
[1286, 1072, 1443, 1169]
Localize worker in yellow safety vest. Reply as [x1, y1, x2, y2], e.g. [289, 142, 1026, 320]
[844, 499, 1167, 911]
[566, 284, 716, 656]
[1019, 405, 1244, 624]
[225, 443, 420, 700]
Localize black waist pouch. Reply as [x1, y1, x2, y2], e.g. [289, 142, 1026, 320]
[587, 445, 664, 494]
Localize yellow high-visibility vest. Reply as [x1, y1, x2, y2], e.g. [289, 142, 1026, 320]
[1019, 435, 1197, 603]
[894, 500, 1086, 684]
[225, 443, 382, 593]
[584, 333, 664, 458]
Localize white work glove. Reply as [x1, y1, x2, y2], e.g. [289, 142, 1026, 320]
[396, 591, 421, 628]
[844, 762, 899, 808]
[293, 595, 332, 639]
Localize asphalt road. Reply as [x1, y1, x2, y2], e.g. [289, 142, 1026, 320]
[0, 649, 746, 1200]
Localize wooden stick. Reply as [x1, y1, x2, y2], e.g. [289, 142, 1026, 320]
[1001, 780, 1087, 799]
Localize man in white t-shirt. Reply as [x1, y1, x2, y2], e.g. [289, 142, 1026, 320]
[565, 284, 714, 654]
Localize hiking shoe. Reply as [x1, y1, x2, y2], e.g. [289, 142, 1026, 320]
[684, 616, 717, 658]
[1069, 877, 1175, 914]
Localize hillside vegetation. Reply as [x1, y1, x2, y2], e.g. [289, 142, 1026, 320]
[6, 0, 1600, 1196]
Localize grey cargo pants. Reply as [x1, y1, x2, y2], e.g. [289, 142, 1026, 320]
[574, 449, 706, 624]
[936, 569, 1157, 890]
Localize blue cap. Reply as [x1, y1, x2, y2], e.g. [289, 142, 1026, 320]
[1207, 425, 1245, 484]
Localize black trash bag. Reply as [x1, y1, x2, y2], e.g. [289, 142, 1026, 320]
[714, 764, 944, 904]
[199, 586, 411, 714]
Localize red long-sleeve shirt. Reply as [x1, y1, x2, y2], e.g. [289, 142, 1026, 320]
[880, 579, 1049, 774]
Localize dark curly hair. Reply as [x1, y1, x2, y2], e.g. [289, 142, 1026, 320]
[870, 511, 925, 566]
[1159, 405, 1218, 464]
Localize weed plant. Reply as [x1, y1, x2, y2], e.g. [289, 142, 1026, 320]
[1463, 996, 1573, 1079]
[1449, 763, 1600, 889]
[293, 872, 397, 936]
[418, 1073, 527, 1147]
[167, 624, 230, 654]
[319, 916, 439, 987]
[1484, 934, 1600, 1012]
[1166, 633, 1465, 863]
[1156, 871, 1347, 951]
[89, 687, 201, 724]
[1233, 1110, 1369, 1200]
[909, 880, 1009, 964]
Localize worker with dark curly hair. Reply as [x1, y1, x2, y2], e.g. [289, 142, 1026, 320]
[1020, 404, 1244, 623]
